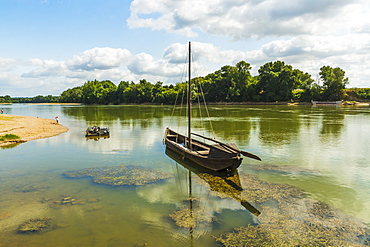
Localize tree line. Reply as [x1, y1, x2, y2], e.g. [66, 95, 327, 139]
[59, 60, 350, 104]
[2, 60, 367, 104]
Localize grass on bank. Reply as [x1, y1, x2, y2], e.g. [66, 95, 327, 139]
[0, 134, 20, 141]
[0, 115, 15, 121]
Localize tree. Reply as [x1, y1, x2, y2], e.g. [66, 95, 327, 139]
[202, 71, 223, 102]
[256, 61, 311, 102]
[231, 61, 253, 101]
[81, 80, 117, 104]
[201, 62, 252, 102]
[319, 66, 349, 100]
[0, 95, 12, 103]
[60, 86, 83, 103]
[138, 79, 154, 102]
[114, 81, 130, 104]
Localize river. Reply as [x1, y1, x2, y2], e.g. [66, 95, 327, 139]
[0, 104, 369, 246]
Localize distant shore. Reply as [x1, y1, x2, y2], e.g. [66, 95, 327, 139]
[0, 114, 68, 147]
[0, 103, 81, 105]
[1, 101, 368, 106]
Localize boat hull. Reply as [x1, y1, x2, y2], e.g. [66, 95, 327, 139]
[164, 128, 242, 171]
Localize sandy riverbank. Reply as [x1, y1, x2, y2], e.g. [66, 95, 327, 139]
[0, 114, 68, 147]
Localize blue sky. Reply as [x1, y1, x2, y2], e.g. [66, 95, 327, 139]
[1, 0, 370, 97]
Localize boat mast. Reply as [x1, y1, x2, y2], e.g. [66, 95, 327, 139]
[187, 41, 192, 150]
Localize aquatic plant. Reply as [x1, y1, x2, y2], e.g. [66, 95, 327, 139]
[18, 217, 52, 233]
[169, 196, 215, 229]
[239, 173, 305, 203]
[169, 205, 214, 228]
[63, 165, 172, 186]
[215, 174, 370, 246]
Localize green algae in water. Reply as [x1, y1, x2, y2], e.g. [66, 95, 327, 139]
[169, 204, 214, 228]
[215, 174, 370, 247]
[63, 165, 172, 186]
[18, 217, 52, 233]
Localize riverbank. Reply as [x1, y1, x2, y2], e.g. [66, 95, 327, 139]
[0, 114, 68, 147]
[1, 101, 369, 106]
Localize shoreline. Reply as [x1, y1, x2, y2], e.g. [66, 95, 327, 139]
[0, 114, 68, 147]
[0, 103, 81, 105]
[1, 101, 369, 106]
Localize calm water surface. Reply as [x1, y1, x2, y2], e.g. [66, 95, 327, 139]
[0, 104, 369, 246]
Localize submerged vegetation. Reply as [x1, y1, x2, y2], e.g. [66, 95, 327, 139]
[63, 165, 172, 186]
[18, 217, 53, 233]
[215, 173, 369, 246]
[166, 169, 369, 246]
[169, 201, 214, 228]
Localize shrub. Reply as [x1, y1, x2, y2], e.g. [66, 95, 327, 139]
[0, 134, 20, 141]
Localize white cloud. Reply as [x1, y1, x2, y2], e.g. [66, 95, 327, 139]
[66, 47, 132, 71]
[2, 32, 370, 96]
[127, 0, 368, 39]
[21, 60, 67, 78]
[124, 0, 370, 89]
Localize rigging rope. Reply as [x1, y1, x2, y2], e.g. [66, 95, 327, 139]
[169, 42, 216, 141]
[197, 82, 216, 140]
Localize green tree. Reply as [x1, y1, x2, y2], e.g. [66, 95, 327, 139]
[81, 80, 117, 104]
[138, 79, 154, 102]
[230, 61, 253, 101]
[114, 81, 130, 104]
[256, 61, 310, 102]
[319, 66, 349, 100]
[0, 95, 12, 103]
[60, 86, 83, 103]
[202, 66, 235, 102]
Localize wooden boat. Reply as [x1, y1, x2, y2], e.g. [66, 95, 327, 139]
[164, 42, 261, 172]
[85, 126, 109, 137]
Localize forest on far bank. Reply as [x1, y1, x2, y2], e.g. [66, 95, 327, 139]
[2, 60, 370, 104]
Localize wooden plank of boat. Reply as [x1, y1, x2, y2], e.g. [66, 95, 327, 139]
[191, 132, 261, 161]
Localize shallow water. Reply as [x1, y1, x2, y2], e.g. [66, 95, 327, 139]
[0, 104, 369, 246]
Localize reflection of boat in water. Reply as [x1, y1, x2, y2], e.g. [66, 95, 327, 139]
[166, 148, 260, 216]
[85, 135, 110, 141]
[164, 42, 260, 172]
[85, 126, 110, 137]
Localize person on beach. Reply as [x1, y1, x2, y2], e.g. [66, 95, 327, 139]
[55, 116, 59, 124]
[1, 109, 3, 114]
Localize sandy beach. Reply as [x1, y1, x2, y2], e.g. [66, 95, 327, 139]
[0, 114, 68, 147]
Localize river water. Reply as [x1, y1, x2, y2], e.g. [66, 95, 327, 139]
[0, 104, 369, 246]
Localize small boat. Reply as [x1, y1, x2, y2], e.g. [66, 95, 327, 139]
[164, 42, 261, 172]
[311, 100, 342, 106]
[85, 126, 110, 137]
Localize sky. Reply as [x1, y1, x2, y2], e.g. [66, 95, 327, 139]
[1, 0, 370, 97]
